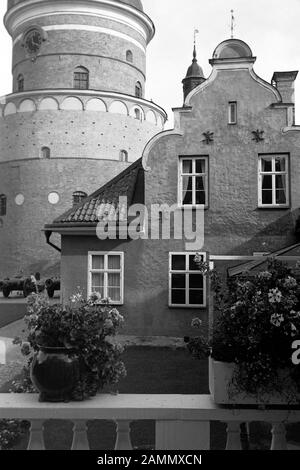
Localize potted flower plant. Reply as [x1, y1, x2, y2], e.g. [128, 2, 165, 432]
[14, 289, 126, 402]
[186, 258, 300, 405]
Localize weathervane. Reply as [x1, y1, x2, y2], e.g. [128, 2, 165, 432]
[194, 27, 199, 46]
[231, 9, 235, 39]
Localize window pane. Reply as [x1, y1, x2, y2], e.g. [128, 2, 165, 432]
[171, 274, 186, 289]
[182, 175, 193, 190]
[189, 290, 204, 305]
[262, 190, 273, 205]
[91, 273, 104, 292]
[189, 274, 204, 288]
[195, 159, 206, 174]
[196, 191, 206, 205]
[183, 191, 193, 205]
[108, 273, 120, 287]
[262, 175, 272, 189]
[171, 290, 186, 305]
[189, 254, 202, 270]
[171, 255, 186, 271]
[275, 157, 286, 172]
[275, 175, 286, 190]
[261, 158, 272, 172]
[196, 176, 205, 191]
[276, 190, 287, 205]
[108, 287, 121, 302]
[182, 160, 193, 173]
[92, 255, 105, 270]
[108, 255, 121, 270]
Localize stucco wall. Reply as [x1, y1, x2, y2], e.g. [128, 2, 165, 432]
[61, 235, 208, 337]
[145, 67, 300, 255]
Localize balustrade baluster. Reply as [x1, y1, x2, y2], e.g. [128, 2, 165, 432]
[115, 420, 133, 450]
[271, 423, 287, 450]
[225, 422, 242, 450]
[27, 420, 45, 450]
[72, 420, 90, 450]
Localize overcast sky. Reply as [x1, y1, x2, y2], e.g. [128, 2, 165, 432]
[1, 0, 300, 127]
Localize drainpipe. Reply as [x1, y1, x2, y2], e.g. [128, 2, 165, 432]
[45, 230, 61, 253]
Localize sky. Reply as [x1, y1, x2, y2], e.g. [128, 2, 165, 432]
[1, 0, 300, 127]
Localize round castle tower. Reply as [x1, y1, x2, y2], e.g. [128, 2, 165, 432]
[0, 0, 166, 276]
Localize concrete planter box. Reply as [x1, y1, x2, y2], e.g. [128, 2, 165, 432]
[209, 359, 300, 405]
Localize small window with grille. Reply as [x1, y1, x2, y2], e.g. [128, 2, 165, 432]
[41, 147, 50, 159]
[120, 150, 128, 162]
[0, 195, 7, 216]
[135, 81, 142, 98]
[126, 50, 133, 63]
[74, 67, 89, 90]
[17, 74, 24, 92]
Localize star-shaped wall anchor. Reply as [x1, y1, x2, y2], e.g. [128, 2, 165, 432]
[252, 129, 265, 142]
[202, 131, 214, 144]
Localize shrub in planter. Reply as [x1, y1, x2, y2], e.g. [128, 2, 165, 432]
[14, 289, 126, 401]
[186, 258, 300, 404]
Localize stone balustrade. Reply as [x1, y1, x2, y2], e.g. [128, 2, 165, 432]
[0, 394, 299, 450]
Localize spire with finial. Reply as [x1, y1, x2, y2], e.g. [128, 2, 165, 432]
[182, 29, 205, 101]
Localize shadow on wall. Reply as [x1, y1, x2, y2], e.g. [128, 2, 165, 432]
[231, 209, 300, 255]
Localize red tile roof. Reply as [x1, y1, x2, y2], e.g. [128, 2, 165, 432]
[49, 158, 144, 227]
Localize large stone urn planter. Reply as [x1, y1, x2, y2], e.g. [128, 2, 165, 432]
[209, 359, 300, 406]
[31, 346, 80, 402]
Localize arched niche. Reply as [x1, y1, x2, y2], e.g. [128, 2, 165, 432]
[109, 101, 128, 115]
[146, 110, 157, 125]
[86, 98, 107, 112]
[61, 97, 84, 111]
[19, 99, 36, 113]
[4, 102, 17, 116]
[39, 97, 59, 111]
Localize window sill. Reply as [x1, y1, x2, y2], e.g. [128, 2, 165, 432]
[177, 205, 208, 210]
[257, 205, 290, 210]
[168, 304, 207, 309]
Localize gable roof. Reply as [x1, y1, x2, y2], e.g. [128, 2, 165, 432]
[46, 158, 144, 230]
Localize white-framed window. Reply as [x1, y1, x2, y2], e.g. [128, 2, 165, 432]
[169, 252, 206, 308]
[88, 252, 124, 304]
[258, 154, 289, 208]
[178, 156, 208, 207]
[228, 101, 237, 124]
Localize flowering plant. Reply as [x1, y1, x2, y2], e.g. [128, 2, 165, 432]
[186, 258, 300, 398]
[14, 289, 126, 400]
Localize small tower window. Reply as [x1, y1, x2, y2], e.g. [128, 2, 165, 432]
[0, 195, 7, 216]
[74, 66, 89, 90]
[41, 147, 50, 159]
[120, 150, 128, 162]
[134, 108, 141, 120]
[17, 74, 24, 92]
[73, 191, 87, 206]
[228, 101, 237, 124]
[126, 50, 133, 63]
[135, 81, 142, 98]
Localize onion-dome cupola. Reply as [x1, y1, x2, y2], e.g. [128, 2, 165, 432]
[182, 43, 206, 100]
